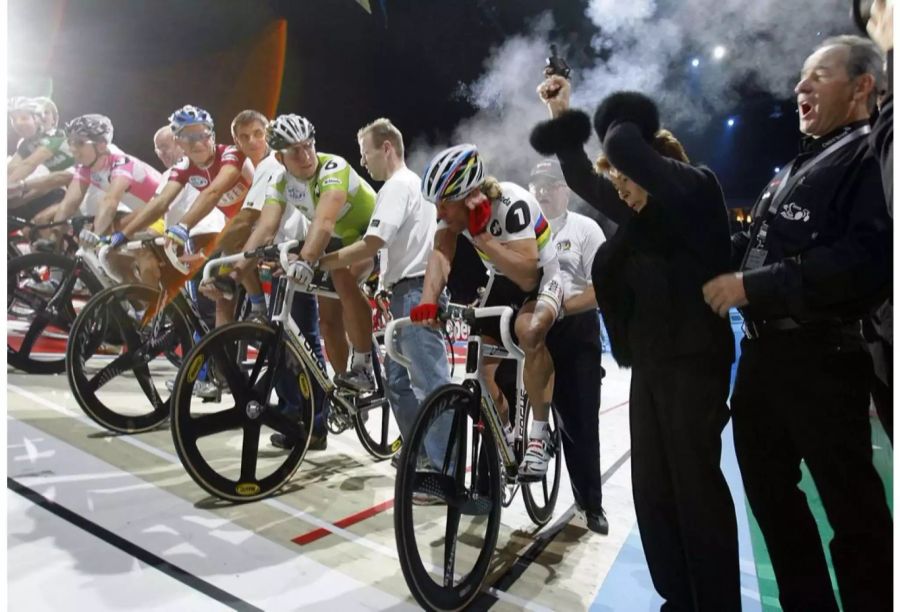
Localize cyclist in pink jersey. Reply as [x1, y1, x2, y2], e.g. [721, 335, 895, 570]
[51, 114, 161, 236]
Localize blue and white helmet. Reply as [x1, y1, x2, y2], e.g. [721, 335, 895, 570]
[421, 144, 485, 203]
[65, 114, 114, 143]
[168, 104, 214, 134]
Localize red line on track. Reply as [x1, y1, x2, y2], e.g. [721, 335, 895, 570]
[291, 498, 395, 546]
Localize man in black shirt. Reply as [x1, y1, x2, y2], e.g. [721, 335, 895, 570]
[703, 35, 892, 612]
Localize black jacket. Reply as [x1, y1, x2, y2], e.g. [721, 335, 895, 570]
[871, 49, 893, 215]
[732, 121, 892, 326]
[531, 110, 734, 368]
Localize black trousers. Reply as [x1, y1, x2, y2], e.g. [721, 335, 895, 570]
[868, 335, 893, 444]
[630, 355, 740, 612]
[731, 332, 892, 612]
[546, 310, 605, 514]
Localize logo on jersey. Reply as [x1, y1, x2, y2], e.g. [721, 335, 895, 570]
[112, 156, 128, 168]
[189, 175, 210, 189]
[556, 239, 572, 252]
[489, 219, 502, 236]
[370, 219, 381, 227]
[322, 177, 341, 186]
[779, 202, 810, 222]
[287, 186, 305, 200]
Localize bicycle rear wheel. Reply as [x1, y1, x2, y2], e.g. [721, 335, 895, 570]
[66, 283, 194, 433]
[171, 322, 315, 502]
[353, 333, 402, 459]
[520, 402, 562, 526]
[8, 252, 104, 374]
[394, 383, 502, 611]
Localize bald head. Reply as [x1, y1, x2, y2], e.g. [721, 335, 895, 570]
[153, 126, 183, 168]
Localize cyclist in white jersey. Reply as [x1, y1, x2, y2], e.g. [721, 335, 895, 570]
[415, 144, 563, 479]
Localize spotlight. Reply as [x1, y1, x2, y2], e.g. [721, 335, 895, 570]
[774, 166, 781, 173]
[726, 117, 736, 127]
[691, 58, 700, 68]
[713, 45, 727, 60]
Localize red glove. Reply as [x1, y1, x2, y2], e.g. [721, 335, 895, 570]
[467, 198, 493, 235]
[410, 303, 439, 322]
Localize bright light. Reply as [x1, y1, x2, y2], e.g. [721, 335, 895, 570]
[774, 166, 781, 173]
[691, 58, 700, 68]
[727, 118, 735, 127]
[713, 45, 727, 60]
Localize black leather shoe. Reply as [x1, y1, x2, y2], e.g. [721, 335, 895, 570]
[308, 433, 327, 451]
[586, 509, 609, 535]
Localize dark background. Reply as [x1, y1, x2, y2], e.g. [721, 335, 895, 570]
[8, 0, 802, 206]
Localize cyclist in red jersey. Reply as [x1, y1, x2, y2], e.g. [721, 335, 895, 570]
[111, 105, 251, 325]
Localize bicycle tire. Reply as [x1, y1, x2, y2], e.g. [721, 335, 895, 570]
[353, 333, 402, 459]
[171, 322, 314, 502]
[8, 252, 104, 374]
[520, 402, 562, 526]
[394, 383, 502, 611]
[66, 283, 194, 433]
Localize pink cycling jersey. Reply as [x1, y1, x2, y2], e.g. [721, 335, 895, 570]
[74, 150, 162, 211]
[167, 144, 250, 219]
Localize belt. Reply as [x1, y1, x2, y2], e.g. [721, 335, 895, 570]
[742, 317, 861, 340]
[388, 275, 424, 291]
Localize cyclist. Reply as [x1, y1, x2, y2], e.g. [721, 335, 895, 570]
[318, 118, 451, 469]
[110, 105, 251, 326]
[237, 114, 379, 392]
[7, 97, 75, 221]
[414, 144, 562, 479]
[49, 114, 160, 238]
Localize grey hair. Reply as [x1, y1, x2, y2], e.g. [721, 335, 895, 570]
[818, 35, 886, 112]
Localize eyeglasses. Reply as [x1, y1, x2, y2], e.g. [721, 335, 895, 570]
[176, 130, 213, 143]
[67, 138, 93, 148]
[529, 181, 565, 193]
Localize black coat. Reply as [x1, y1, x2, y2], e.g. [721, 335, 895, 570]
[531, 110, 734, 367]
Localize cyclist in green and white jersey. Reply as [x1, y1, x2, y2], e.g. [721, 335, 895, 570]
[237, 114, 379, 391]
[7, 97, 76, 220]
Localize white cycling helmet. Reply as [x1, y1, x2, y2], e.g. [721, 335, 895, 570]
[8, 96, 43, 116]
[421, 144, 485, 203]
[266, 114, 315, 151]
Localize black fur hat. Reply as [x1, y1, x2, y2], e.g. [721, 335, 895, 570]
[593, 91, 660, 144]
[529, 109, 592, 156]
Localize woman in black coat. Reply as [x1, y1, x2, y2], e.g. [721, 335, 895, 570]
[531, 76, 740, 612]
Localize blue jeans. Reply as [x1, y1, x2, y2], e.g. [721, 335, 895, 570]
[276, 291, 328, 436]
[385, 278, 453, 467]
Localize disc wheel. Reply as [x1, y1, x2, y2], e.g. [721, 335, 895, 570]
[8, 252, 104, 374]
[171, 322, 315, 502]
[394, 383, 502, 611]
[66, 283, 193, 433]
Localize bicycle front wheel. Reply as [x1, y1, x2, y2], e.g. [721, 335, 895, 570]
[394, 383, 502, 611]
[171, 322, 315, 502]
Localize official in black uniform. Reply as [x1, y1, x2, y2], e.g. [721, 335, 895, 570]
[532, 79, 740, 611]
[703, 35, 892, 612]
[865, 0, 893, 443]
[529, 159, 608, 535]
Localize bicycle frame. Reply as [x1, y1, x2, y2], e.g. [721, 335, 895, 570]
[202, 241, 389, 422]
[386, 304, 527, 479]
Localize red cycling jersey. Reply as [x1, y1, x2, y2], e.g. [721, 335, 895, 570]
[168, 144, 250, 219]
